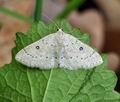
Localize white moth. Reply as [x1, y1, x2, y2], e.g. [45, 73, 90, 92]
[15, 29, 103, 70]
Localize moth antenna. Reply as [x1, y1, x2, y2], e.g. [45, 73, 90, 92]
[42, 13, 60, 30]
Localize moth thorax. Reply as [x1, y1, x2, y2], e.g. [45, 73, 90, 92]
[56, 29, 64, 44]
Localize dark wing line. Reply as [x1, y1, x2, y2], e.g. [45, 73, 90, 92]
[23, 49, 38, 59]
[84, 50, 96, 60]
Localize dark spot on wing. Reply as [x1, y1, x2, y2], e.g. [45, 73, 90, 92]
[51, 44, 54, 46]
[55, 57, 57, 59]
[36, 46, 40, 49]
[79, 47, 83, 51]
[61, 57, 63, 59]
[58, 63, 60, 66]
[76, 40, 78, 43]
[70, 57, 73, 59]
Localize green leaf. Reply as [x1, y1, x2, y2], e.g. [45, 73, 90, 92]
[0, 20, 120, 102]
[0, 7, 32, 23]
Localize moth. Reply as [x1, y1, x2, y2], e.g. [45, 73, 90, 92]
[16, 29, 103, 70]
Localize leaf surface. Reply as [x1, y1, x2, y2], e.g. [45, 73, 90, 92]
[0, 20, 120, 102]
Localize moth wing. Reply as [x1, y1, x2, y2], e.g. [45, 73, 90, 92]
[59, 32, 103, 70]
[16, 33, 58, 69]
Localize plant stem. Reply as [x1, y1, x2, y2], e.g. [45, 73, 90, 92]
[34, 0, 43, 22]
[0, 7, 32, 23]
[58, 0, 86, 19]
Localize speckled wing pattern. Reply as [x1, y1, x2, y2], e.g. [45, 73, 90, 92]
[16, 29, 103, 70]
[57, 31, 103, 70]
[16, 33, 59, 69]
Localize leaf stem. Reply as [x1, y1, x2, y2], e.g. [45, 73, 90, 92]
[34, 0, 43, 22]
[0, 7, 32, 23]
[58, 0, 86, 19]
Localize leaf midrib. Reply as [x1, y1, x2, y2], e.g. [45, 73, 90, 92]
[27, 69, 34, 102]
[42, 69, 53, 102]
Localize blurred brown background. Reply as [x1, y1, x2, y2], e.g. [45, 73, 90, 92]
[0, 0, 120, 92]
